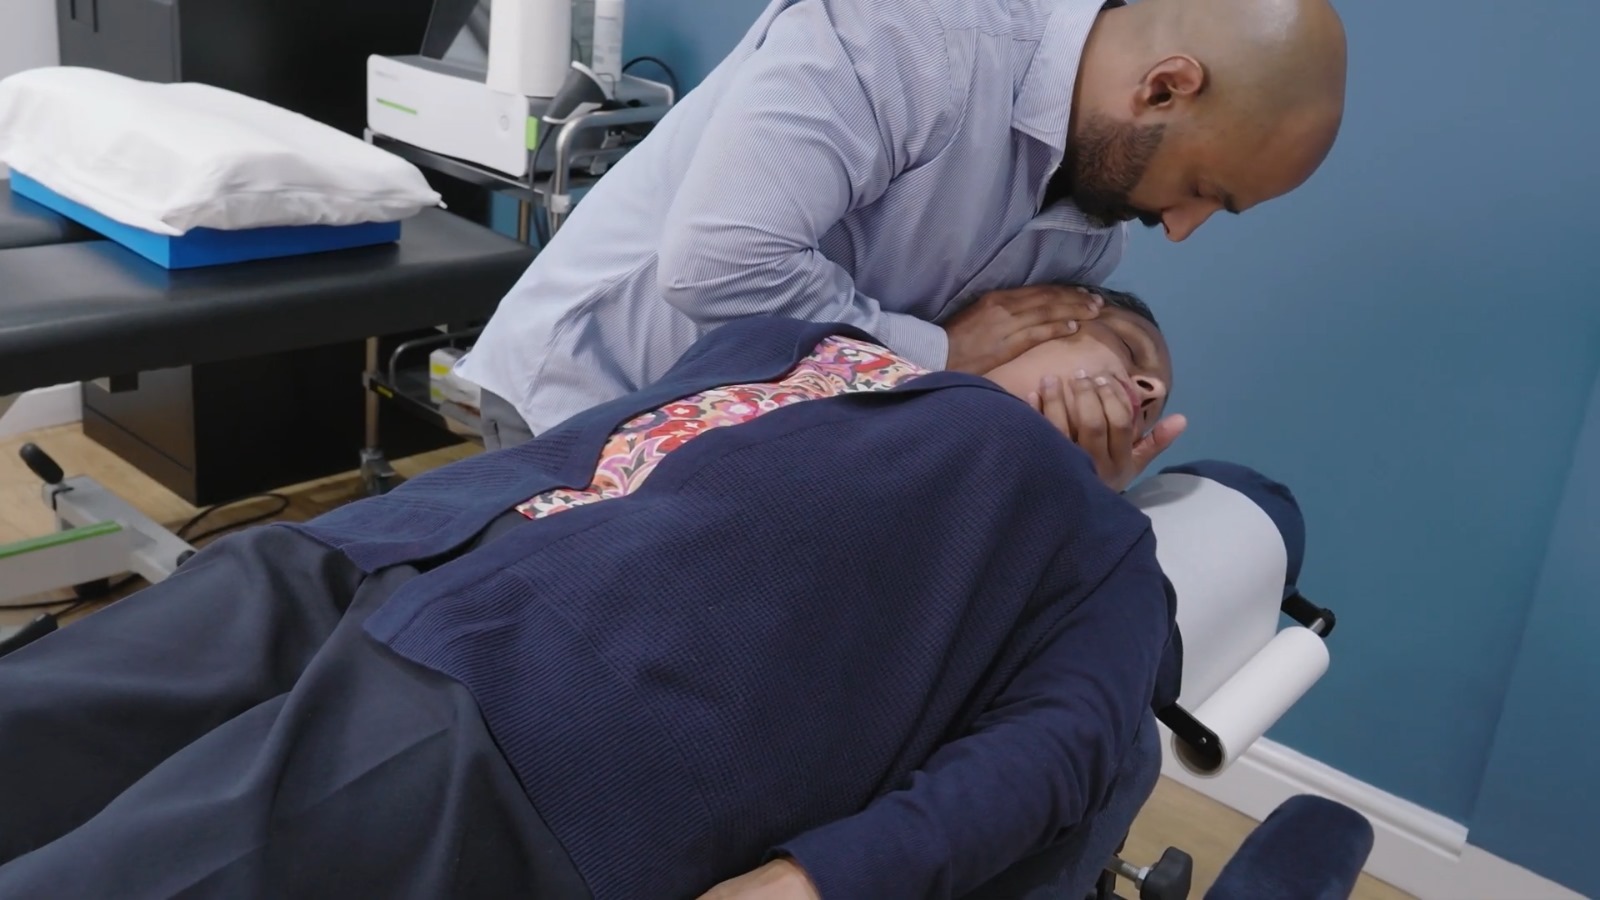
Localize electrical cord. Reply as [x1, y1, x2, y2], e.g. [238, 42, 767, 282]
[0, 594, 104, 614]
[622, 56, 681, 98]
[172, 492, 290, 547]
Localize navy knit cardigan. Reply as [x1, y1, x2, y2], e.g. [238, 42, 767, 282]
[288, 317, 1181, 900]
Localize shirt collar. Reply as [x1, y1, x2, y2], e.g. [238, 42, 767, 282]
[1012, 0, 1124, 151]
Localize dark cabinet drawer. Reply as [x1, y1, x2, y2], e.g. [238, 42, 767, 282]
[57, 0, 179, 83]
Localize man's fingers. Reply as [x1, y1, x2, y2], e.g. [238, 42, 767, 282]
[1006, 289, 1112, 348]
[950, 285, 1108, 373]
[1154, 413, 1188, 446]
[1068, 373, 1115, 480]
[1069, 371, 1106, 442]
[1093, 375, 1135, 467]
[1037, 377, 1073, 438]
[1071, 285, 1107, 313]
[1015, 320, 1080, 351]
[999, 300, 1095, 330]
[990, 285, 1105, 319]
[1132, 414, 1188, 465]
[1006, 292, 1103, 322]
[1007, 284, 1105, 308]
[1092, 376, 1134, 485]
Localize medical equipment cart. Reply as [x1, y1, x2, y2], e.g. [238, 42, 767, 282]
[357, 101, 672, 495]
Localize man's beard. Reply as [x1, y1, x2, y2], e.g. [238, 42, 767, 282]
[1060, 115, 1167, 230]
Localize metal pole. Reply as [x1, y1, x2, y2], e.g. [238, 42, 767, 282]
[364, 335, 381, 448]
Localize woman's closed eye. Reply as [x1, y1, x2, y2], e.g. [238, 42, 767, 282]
[1118, 333, 1141, 366]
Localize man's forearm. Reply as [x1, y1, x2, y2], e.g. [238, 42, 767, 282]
[650, 0, 954, 372]
[656, 242, 950, 371]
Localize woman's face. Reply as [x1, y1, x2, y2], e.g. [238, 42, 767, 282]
[983, 307, 1174, 436]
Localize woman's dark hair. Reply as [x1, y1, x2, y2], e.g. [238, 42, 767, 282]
[1081, 285, 1158, 329]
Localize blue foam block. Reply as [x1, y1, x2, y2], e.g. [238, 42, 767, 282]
[8, 172, 401, 269]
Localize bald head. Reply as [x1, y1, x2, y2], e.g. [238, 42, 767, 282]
[1062, 0, 1348, 240]
[1152, 0, 1347, 118]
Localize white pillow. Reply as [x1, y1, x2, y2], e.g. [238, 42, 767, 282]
[0, 66, 443, 236]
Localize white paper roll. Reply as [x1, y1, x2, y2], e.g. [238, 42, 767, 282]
[1128, 473, 1288, 706]
[1172, 626, 1330, 777]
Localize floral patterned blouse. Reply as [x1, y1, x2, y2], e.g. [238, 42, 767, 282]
[516, 335, 928, 520]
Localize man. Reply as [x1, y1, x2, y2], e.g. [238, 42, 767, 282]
[0, 294, 1180, 899]
[457, 0, 1346, 490]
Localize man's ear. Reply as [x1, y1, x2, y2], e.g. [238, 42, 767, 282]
[1136, 55, 1206, 113]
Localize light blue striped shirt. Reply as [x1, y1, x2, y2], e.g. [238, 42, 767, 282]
[457, 0, 1128, 434]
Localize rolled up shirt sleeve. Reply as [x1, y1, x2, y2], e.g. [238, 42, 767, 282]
[655, 0, 957, 370]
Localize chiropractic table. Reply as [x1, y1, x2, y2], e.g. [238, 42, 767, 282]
[0, 186, 95, 250]
[0, 185, 1376, 899]
[1034, 461, 1371, 900]
[0, 180, 534, 604]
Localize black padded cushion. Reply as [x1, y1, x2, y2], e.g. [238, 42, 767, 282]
[0, 208, 536, 395]
[0, 180, 97, 250]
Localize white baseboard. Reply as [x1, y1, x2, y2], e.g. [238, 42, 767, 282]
[1159, 734, 1586, 900]
[0, 383, 82, 440]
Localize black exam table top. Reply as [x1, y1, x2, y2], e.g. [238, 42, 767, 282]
[0, 181, 97, 250]
[0, 207, 537, 397]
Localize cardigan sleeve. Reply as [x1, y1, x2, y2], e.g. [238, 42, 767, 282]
[772, 529, 1174, 899]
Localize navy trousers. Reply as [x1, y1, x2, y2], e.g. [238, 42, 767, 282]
[0, 517, 1161, 899]
[0, 522, 586, 899]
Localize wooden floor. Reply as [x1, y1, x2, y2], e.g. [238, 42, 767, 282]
[0, 423, 1411, 899]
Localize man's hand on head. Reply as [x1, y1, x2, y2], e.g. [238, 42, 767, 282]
[942, 285, 1105, 374]
[1031, 371, 1188, 492]
[696, 858, 821, 900]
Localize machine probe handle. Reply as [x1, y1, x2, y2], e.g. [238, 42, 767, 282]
[18, 443, 64, 486]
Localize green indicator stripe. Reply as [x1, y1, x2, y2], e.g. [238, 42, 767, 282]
[0, 521, 123, 560]
[376, 98, 418, 115]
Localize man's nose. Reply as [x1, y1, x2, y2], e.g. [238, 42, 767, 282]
[1161, 202, 1221, 242]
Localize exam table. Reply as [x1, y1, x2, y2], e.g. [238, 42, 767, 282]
[960, 459, 1369, 900]
[0, 203, 531, 401]
[1076, 461, 1371, 899]
[0, 181, 95, 250]
[0, 185, 534, 603]
[1, 187, 1375, 896]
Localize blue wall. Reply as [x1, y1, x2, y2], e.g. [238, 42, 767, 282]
[623, 0, 758, 88]
[1111, 0, 1600, 828]
[1113, 0, 1600, 826]
[601, 0, 1600, 888]
[1467, 371, 1600, 893]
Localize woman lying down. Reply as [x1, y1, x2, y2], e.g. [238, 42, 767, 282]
[0, 289, 1181, 900]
